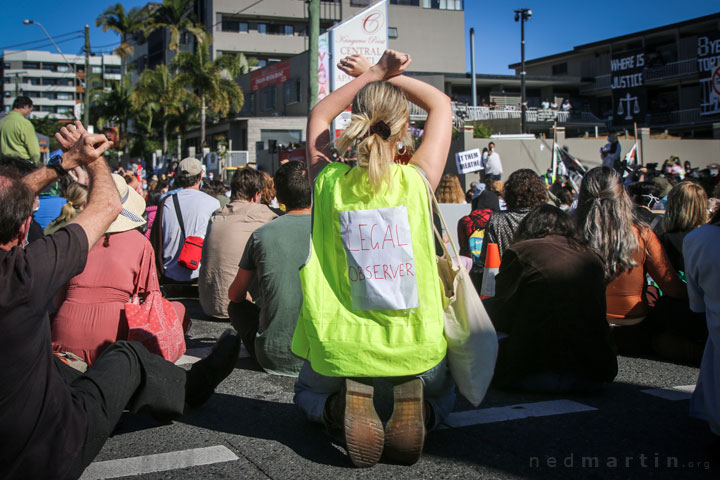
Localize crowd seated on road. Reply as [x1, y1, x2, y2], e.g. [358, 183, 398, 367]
[1, 49, 720, 478]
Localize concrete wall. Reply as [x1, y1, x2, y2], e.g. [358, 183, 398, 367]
[451, 129, 720, 189]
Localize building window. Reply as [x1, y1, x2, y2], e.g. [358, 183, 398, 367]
[284, 79, 300, 104]
[42, 63, 58, 72]
[56, 106, 72, 114]
[240, 92, 255, 115]
[388, 27, 398, 39]
[351, 0, 371, 5]
[552, 62, 568, 75]
[284, 25, 294, 36]
[391, 0, 420, 5]
[43, 92, 56, 99]
[222, 18, 249, 33]
[105, 66, 121, 75]
[29, 78, 41, 85]
[421, 0, 463, 8]
[22, 62, 40, 69]
[57, 92, 72, 100]
[91, 66, 103, 74]
[260, 86, 275, 111]
[57, 65, 70, 73]
[4, 63, 11, 69]
[257, 23, 267, 34]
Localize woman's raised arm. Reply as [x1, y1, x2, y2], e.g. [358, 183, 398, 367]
[306, 50, 411, 182]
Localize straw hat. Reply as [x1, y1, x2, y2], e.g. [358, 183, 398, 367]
[107, 174, 146, 234]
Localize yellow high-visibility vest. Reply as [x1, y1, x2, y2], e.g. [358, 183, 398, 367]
[292, 162, 446, 377]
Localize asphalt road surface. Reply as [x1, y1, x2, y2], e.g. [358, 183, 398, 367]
[80, 298, 718, 479]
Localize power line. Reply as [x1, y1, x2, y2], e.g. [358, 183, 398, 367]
[2, 36, 85, 56]
[0, 30, 83, 50]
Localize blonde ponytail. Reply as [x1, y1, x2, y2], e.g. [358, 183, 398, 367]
[335, 81, 413, 191]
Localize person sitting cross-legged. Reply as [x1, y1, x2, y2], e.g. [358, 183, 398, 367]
[228, 160, 312, 376]
[199, 167, 277, 319]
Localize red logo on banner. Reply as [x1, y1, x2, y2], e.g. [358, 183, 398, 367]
[251, 60, 291, 92]
[362, 12, 383, 34]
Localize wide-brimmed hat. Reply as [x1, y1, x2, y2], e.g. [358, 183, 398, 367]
[107, 174, 146, 234]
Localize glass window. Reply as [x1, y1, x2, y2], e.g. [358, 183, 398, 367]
[57, 65, 69, 73]
[238, 22, 249, 33]
[91, 66, 103, 74]
[284, 79, 300, 104]
[22, 62, 40, 69]
[42, 63, 58, 72]
[284, 25, 294, 36]
[43, 92, 56, 99]
[57, 106, 72, 114]
[57, 92, 72, 100]
[260, 86, 275, 111]
[29, 77, 41, 85]
[105, 66, 121, 74]
[351, 0, 371, 5]
[391, 0, 420, 5]
[388, 27, 398, 39]
[222, 19, 239, 32]
[257, 59, 268, 68]
[257, 23, 267, 34]
[552, 63, 568, 75]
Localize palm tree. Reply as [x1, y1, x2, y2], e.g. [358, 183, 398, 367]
[94, 75, 135, 154]
[173, 41, 247, 148]
[148, 0, 208, 56]
[95, 4, 146, 76]
[131, 65, 193, 154]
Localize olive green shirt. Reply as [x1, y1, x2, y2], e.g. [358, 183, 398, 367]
[0, 112, 41, 164]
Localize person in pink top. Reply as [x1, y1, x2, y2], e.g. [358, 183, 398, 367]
[52, 174, 190, 366]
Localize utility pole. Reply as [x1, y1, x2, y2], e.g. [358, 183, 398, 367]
[470, 28, 477, 107]
[84, 25, 90, 127]
[308, 0, 320, 113]
[514, 9, 532, 135]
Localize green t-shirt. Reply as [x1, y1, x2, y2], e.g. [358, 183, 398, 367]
[0, 112, 41, 164]
[239, 213, 310, 376]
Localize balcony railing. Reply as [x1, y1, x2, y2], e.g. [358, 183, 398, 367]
[580, 74, 611, 93]
[644, 58, 698, 82]
[645, 108, 701, 126]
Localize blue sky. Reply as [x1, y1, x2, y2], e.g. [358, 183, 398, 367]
[1, 1, 718, 74]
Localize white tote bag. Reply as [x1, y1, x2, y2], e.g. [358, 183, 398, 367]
[419, 171, 498, 407]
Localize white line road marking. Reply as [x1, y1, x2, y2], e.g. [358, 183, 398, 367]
[176, 345, 251, 366]
[641, 385, 696, 401]
[80, 445, 238, 479]
[443, 400, 597, 428]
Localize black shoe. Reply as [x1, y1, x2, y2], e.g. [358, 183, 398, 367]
[185, 329, 241, 408]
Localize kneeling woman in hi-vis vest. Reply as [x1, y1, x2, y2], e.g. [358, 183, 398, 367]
[292, 50, 455, 467]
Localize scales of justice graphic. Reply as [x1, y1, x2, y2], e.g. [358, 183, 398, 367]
[617, 92, 640, 120]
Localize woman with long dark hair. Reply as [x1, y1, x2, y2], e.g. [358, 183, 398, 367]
[485, 204, 616, 392]
[575, 167, 687, 353]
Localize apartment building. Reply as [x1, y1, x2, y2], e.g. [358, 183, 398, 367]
[508, 12, 720, 137]
[1, 50, 121, 119]
[198, 0, 464, 73]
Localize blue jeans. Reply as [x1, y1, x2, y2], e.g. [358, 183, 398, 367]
[293, 357, 456, 431]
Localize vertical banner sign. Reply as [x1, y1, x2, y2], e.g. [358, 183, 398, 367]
[329, 0, 389, 138]
[339, 206, 419, 311]
[317, 33, 330, 102]
[455, 148, 483, 174]
[610, 50, 646, 126]
[697, 33, 720, 116]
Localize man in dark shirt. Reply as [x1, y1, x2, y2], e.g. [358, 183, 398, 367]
[0, 122, 240, 480]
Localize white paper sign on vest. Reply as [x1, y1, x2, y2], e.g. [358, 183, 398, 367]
[339, 206, 419, 311]
[455, 148, 484, 174]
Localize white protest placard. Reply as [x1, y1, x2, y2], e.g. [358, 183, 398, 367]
[328, 0, 388, 137]
[455, 148, 484, 174]
[339, 206, 418, 311]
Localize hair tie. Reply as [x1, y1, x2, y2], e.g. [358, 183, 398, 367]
[364, 120, 391, 141]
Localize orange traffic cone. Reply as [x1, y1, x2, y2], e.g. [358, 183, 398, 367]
[480, 243, 501, 299]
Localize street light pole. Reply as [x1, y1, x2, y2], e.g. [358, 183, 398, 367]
[514, 9, 532, 135]
[23, 19, 78, 119]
